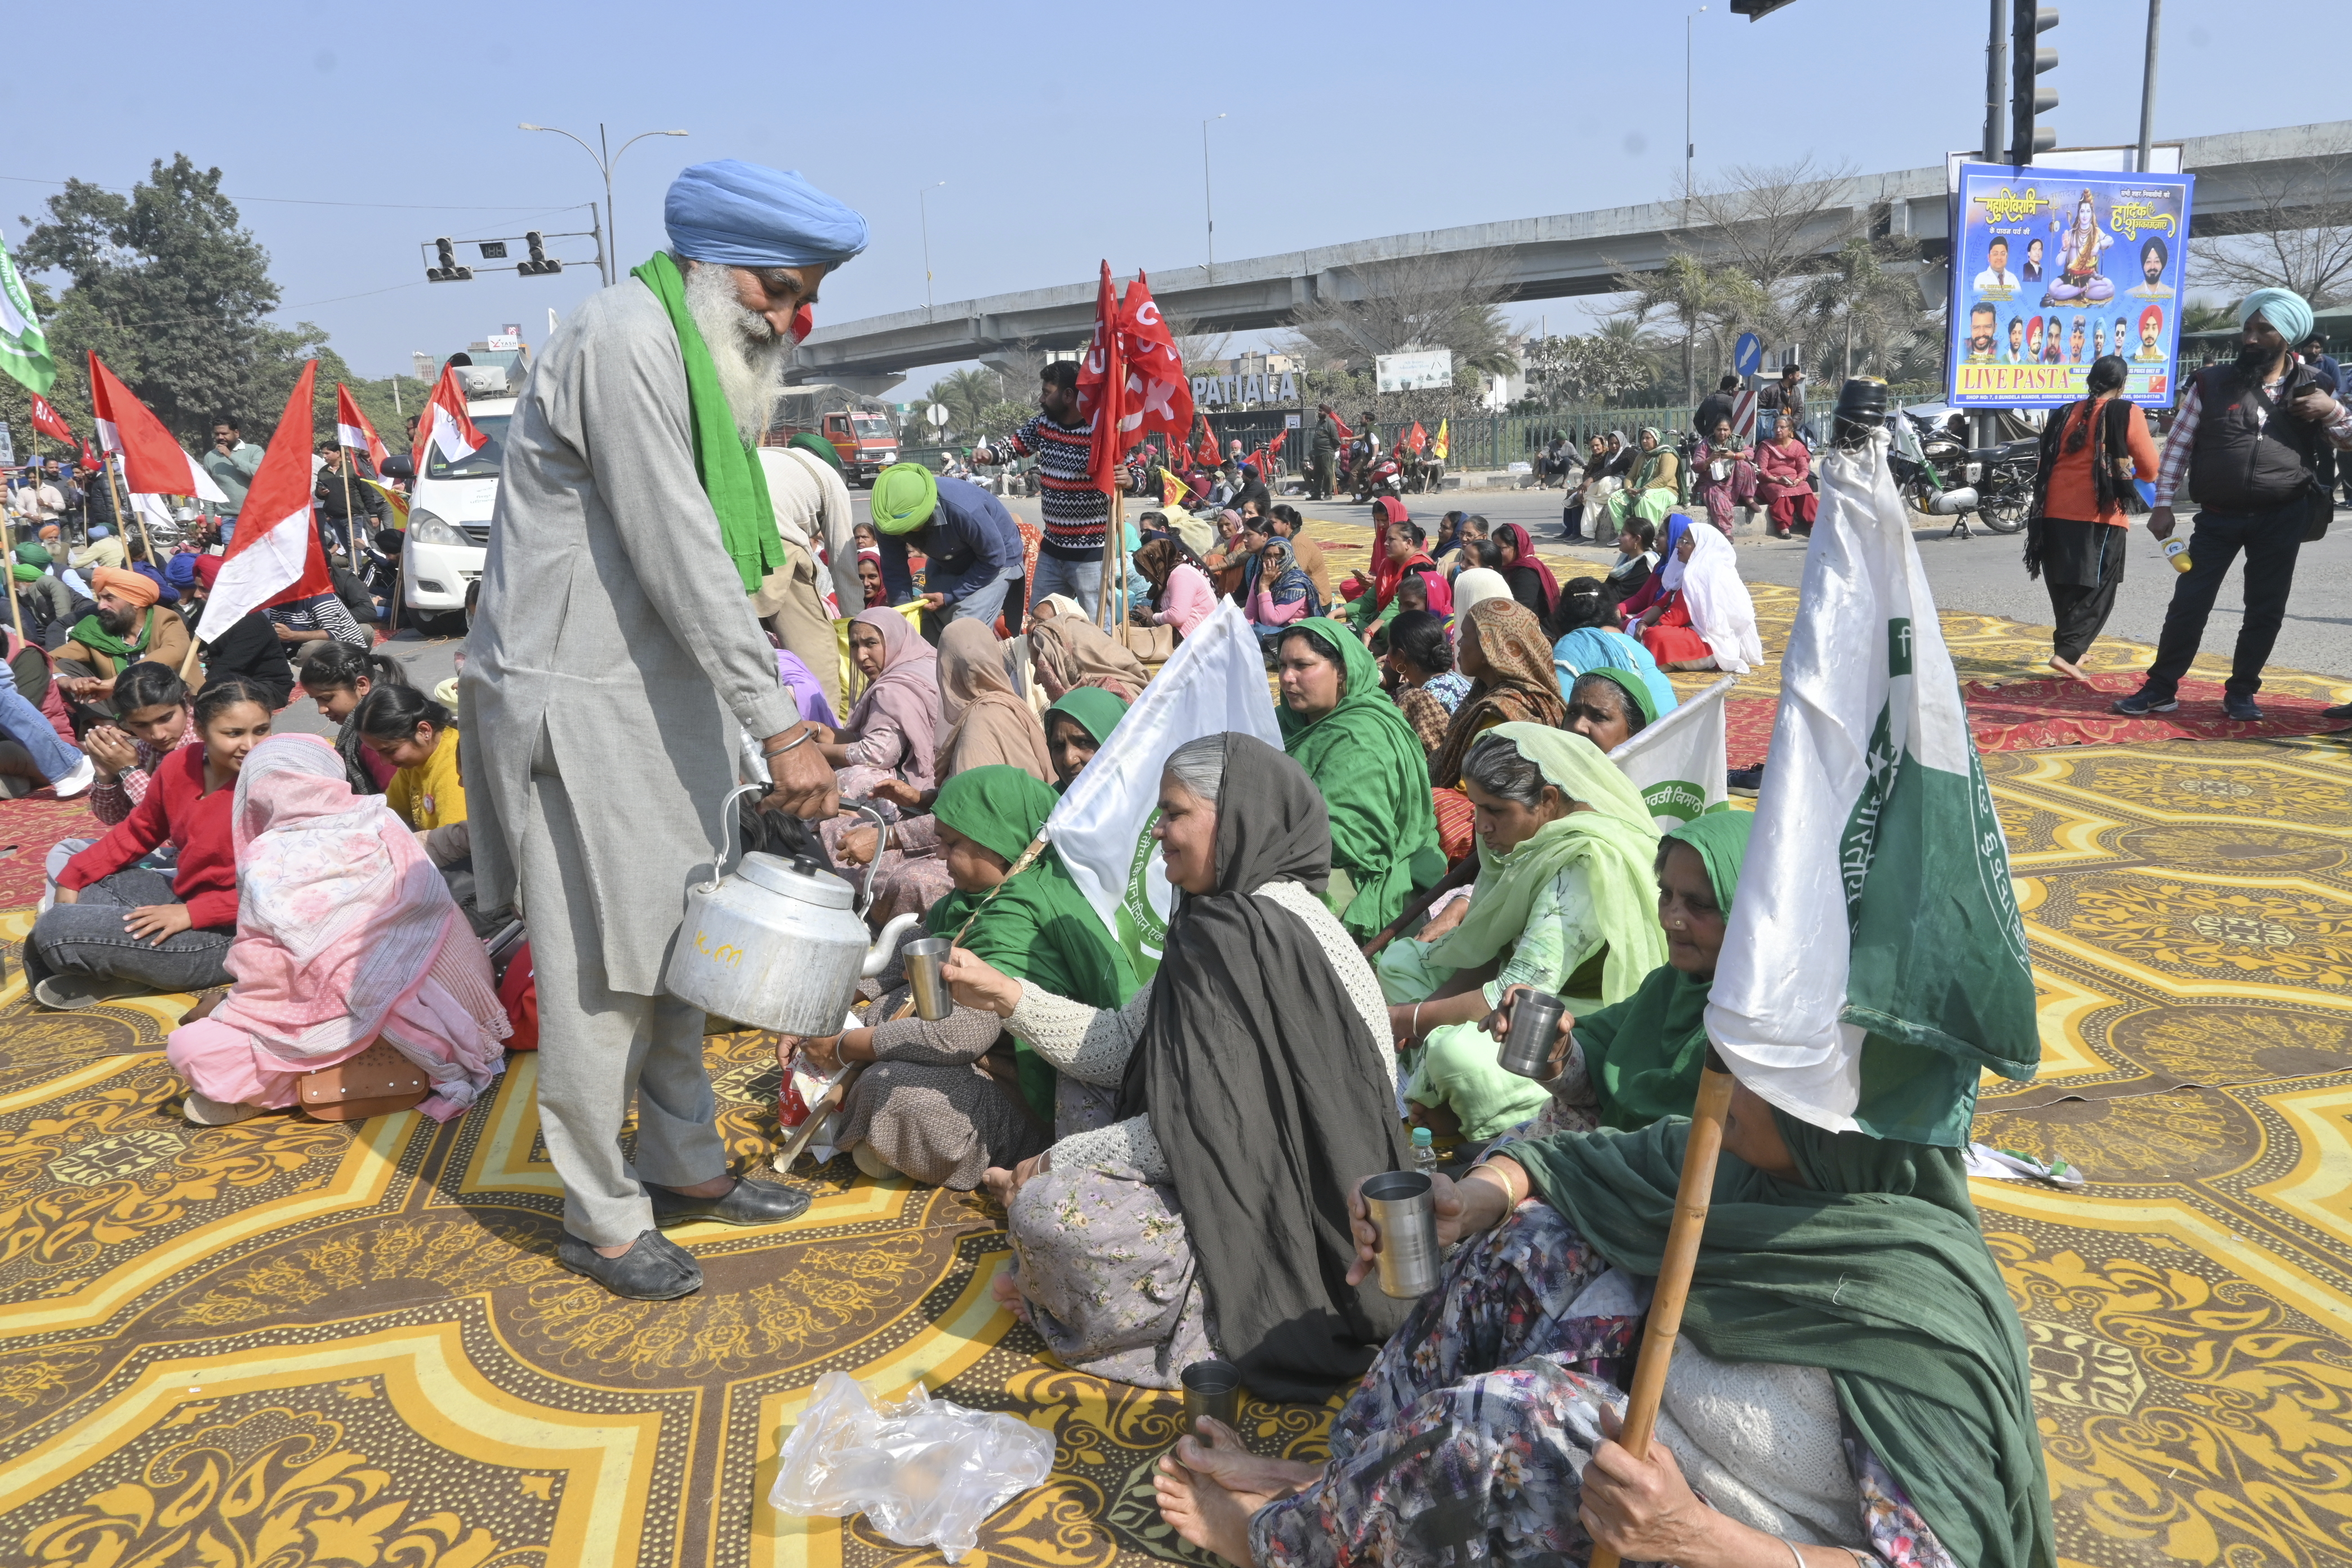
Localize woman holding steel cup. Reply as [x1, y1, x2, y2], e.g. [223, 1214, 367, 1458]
[781, 767, 1136, 1189]
[942, 734, 1411, 1402]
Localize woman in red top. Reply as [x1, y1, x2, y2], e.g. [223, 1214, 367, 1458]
[26, 677, 275, 1009]
[1753, 414, 1818, 538]
[2024, 355, 2159, 680]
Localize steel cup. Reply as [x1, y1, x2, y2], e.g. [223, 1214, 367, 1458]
[1181, 1358, 1243, 1435]
[1496, 988, 1566, 1079]
[1362, 1170, 1442, 1298]
[902, 937, 952, 1021]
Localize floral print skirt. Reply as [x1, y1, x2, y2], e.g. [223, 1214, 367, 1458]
[1004, 1156, 1214, 1391]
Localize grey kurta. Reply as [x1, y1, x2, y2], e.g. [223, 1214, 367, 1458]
[460, 278, 798, 996]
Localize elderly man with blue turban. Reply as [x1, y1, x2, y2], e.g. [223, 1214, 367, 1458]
[462, 158, 870, 1300]
[2114, 286, 2352, 723]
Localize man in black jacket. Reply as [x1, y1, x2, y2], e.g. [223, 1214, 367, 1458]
[1694, 375, 1740, 440]
[1308, 404, 1341, 499]
[2114, 289, 2352, 721]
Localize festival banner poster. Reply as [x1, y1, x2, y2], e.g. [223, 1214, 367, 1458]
[1946, 162, 2195, 410]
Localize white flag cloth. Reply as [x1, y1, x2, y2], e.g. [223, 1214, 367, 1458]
[1703, 429, 2038, 1147]
[1045, 601, 1281, 975]
[1607, 674, 1733, 831]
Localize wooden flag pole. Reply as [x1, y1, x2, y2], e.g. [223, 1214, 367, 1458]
[5, 554, 23, 642]
[1586, 1061, 1738, 1568]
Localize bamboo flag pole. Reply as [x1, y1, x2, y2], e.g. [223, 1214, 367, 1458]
[1586, 1061, 1737, 1568]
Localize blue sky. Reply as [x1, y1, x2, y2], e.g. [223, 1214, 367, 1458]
[2, 0, 2300, 389]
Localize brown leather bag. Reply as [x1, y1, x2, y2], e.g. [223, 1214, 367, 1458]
[298, 1041, 429, 1121]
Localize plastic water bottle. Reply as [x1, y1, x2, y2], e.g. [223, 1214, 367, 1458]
[2163, 537, 2193, 574]
[1411, 1126, 1438, 1175]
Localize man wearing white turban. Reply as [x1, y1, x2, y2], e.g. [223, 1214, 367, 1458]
[462, 159, 869, 1299]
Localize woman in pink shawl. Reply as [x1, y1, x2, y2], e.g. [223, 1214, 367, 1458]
[817, 608, 939, 798]
[166, 734, 510, 1126]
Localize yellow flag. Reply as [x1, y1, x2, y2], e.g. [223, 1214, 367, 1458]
[1161, 468, 1190, 507]
[1433, 419, 1450, 462]
[357, 476, 409, 528]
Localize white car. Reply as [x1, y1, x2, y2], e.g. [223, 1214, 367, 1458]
[401, 395, 511, 636]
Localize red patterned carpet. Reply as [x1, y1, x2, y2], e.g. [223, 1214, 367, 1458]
[0, 795, 96, 908]
[1961, 673, 2349, 751]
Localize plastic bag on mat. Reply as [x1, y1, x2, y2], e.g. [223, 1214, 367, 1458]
[769, 1371, 1054, 1562]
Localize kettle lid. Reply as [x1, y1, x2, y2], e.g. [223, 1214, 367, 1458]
[734, 850, 854, 909]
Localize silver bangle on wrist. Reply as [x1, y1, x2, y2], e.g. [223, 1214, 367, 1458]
[763, 727, 812, 759]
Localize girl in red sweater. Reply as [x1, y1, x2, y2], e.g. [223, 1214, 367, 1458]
[28, 677, 275, 1009]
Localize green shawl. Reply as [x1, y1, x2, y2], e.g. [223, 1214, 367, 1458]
[70, 605, 154, 661]
[1514, 1110, 2053, 1568]
[926, 767, 1139, 1121]
[1273, 620, 1444, 939]
[1575, 809, 1750, 1129]
[629, 251, 786, 593]
[1423, 723, 1665, 1008]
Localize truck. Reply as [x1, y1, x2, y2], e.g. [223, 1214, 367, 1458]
[767, 385, 900, 485]
[400, 354, 520, 637]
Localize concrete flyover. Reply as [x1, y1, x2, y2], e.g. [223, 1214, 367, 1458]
[791, 119, 2352, 397]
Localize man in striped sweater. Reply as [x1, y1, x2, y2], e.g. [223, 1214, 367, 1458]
[977, 360, 1110, 619]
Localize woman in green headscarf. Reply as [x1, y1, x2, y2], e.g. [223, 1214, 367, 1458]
[785, 765, 1138, 1188]
[1373, 724, 1667, 1141]
[1603, 426, 1683, 537]
[1043, 687, 1126, 793]
[1273, 620, 1444, 941]
[1160, 1076, 2052, 1568]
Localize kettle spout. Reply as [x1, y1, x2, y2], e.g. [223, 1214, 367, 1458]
[862, 911, 928, 979]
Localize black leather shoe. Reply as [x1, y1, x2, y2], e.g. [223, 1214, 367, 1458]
[556, 1229, 703, 1300]
[646, 1175, 811, 1228]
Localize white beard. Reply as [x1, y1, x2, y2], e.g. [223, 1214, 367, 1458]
[683, 260, 789, 441]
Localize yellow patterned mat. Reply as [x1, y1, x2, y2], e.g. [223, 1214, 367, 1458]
[3, 683, 2351, 1560]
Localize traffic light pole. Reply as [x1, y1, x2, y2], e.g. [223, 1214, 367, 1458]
[2136, 0, 2161, 175]
[1978, 0, 2006, 480]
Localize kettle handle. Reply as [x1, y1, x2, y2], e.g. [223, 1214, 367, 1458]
[852, 804, 890, 916]
[698, 782, 769, 895]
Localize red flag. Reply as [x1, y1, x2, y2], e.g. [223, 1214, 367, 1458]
[1073, 262, 1125, 496]
[1112, 270, 1195, 447]
[1268, 428, 1288, 461]
[1403, 421, 1428, 455]
[78, 439, 101, 471]
[335, 383, 391, 469]
[29, 394, 74, 447]
[87, 352, 228, 503]
[1193, 419, 1219, 469]
[417, 364, 485, 467]
[195, 361, 335, 642]
[1328, 409, 1355, 442]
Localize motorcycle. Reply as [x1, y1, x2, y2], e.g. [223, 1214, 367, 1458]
[1889, 411, 1987, 532]
[1352, 452, 1403, 504]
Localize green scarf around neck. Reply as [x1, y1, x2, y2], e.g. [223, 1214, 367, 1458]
[1423, 723, 1665, 1008]
[1272, 619, 1444, 940]
[1514, 1111, 2053, 1568]
[925, 767, 1139, 1122]
[71, 605, 154, 661]
[630, 251, 786, 593]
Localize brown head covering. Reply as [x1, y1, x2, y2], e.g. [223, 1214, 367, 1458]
[1027, 612, 1148, 705]
[936, 620, 1053, 783]
[92, 564, 161, 608]
[1428, 598, 1569, 789]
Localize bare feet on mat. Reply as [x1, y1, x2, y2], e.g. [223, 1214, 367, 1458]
[990, 1266, 1034, 1326]
[2050, 654, 2087, 681]
[1154, 1448, 1269, 1565]
[1172, 1417, 1318, 1507]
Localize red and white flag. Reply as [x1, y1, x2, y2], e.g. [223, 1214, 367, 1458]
[87, 352, 228, 504]
[29, 393, 74, 447]
[335, 383, 391, 469]
[1074, 261, 1125, 497]
[1113, 270, 1196, 449]
[196, 362, 335, 643]
[417, 364, 485, 466]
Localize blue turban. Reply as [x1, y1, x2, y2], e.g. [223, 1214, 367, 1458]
[663, 160, 869, 270]
[164, 552, 198, 587]
[90, 524, 110, 539]
[2239, 287, 2314, 346]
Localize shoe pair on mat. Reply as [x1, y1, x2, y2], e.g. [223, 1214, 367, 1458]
[2110, 690, 2267, 722]
[557, 1177, 813, 1300]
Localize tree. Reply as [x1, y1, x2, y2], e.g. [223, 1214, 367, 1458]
[2189, 155, 2352, 310]
[18, 154, 323, 444]
[1517, 326, 1660, 407]
[1802, 235, 1938, 382]
[1282, 250, 1522, 377]
[924, 367, 1004, 440]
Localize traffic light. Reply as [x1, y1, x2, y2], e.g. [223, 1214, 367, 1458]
[518, 231, 563, 277]
[2010, 5, 2059, 161]
[426, 237, 473, 283]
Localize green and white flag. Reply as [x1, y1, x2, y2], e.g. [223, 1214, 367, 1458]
[1705, 430, 2039, 1147]
[0, 233, 55, 395]
[1607, 674, 1734, 831]
[1045, 599, 1284, 977]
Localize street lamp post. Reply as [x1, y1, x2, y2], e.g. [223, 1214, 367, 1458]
[917, 181, 946, 313]
[1202, 113, 1227, 268]
[518, 121, 690, 286]
[1684, 6, 1707, 220]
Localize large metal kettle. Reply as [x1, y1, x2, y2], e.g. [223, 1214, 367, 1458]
[665, 785, 925, 1035]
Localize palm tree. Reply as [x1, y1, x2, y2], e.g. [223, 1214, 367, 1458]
[925, 367, 1003, 440]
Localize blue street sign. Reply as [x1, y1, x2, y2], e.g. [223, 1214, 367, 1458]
[1732, 332, 1763, 378]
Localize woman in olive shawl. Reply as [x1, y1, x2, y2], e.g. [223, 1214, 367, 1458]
[946, 734, 1410, 1398]
[1603, 425, 1684, 537]
[786, 767, 1137, 1188]
[1374, 725, 1667, 1141]
[1273, 621, 1445, 941]
[1157, 1065, 2050, 1568]
[1426, 598, 1570, 791]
